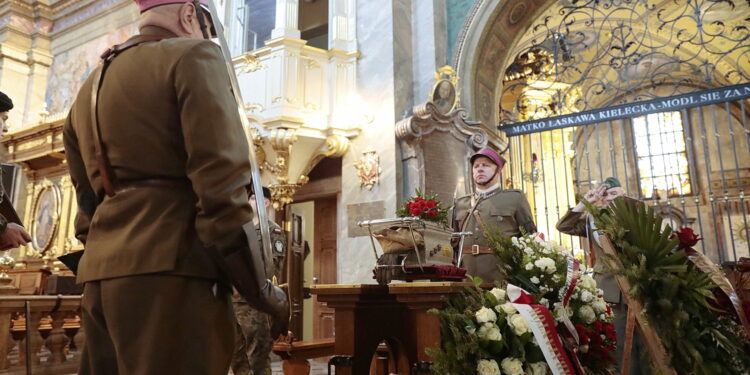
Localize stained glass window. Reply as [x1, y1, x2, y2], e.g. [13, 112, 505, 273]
[632, 111, 692, 199]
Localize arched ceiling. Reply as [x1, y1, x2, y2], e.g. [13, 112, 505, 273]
[455, 0, 750, 126]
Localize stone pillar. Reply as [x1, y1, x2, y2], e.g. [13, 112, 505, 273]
[271, 0, 301, 39]
[0, 1, 52, 129]
[329, 0, 356, 51]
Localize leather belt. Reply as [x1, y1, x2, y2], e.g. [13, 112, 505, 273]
[463, 245, 494, 255]
[116, 178, 192, 193]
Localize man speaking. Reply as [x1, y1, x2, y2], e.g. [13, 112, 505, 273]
[63, 1, 288, 374]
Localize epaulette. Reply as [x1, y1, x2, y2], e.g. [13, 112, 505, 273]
[500, 189, 523, 193]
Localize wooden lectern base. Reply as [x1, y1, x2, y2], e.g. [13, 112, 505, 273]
[310, 282, 471, 375]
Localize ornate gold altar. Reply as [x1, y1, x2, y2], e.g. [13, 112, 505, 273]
[0, 115, 81, 272]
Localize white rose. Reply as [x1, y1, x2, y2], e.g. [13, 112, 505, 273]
[553, 302, 573, 322]
[527, 362, 547, 375]
[507, 313, 530, 336]
[577, 305, 596, 324]
[476, 306, 497, 324]
[477, 359, 501, 375]
[525, 263, 534, 270]
[534, 257, 557, 274]
[501, 357, 524, 375]
[552, 274, 561, 282]
[490, 288, 507, 303]
[580, 290, 594, 303]
[592, 298, 608, 313]
[500, 302, 517, 315]
[478, 324, 503, 341]
[530, 276, 540, 284]
[596, 288, 604, 297]
[580, 275, 596, 290]
[539, 298, 549, 307]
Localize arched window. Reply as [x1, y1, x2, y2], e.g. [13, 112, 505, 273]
[632, 111, 692, 199]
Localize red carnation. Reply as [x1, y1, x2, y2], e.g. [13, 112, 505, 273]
[671, 227, 702, 249]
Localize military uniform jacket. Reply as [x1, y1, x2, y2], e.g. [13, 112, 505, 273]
[556, 209, 621, 303]
[260, 220, 286, 278]
[453, 189, 537, 248]
[63, 27, 254, 283]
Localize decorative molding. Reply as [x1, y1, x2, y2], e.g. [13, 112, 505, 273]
[395, 102, 504, 152]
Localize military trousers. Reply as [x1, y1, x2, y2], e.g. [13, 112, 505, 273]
[231, 301, 273, 375]
[79, 274, 234, 375]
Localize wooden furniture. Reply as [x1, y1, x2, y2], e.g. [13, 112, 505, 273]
[273, 338, 335, 375]
[310, 282, 471, 375]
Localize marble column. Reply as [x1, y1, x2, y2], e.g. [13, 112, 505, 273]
[411, 0, 447, 104]
[0, 1, 52, 128]
[329, 0, 357, 51]
[271, 0, 301, 39]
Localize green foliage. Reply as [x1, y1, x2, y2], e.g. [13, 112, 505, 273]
[589, 197, 750, 374]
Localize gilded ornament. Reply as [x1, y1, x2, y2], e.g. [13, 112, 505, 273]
[353, 149, 382, 190]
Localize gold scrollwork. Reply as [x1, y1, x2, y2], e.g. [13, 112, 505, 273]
[237, 54, 263, 74]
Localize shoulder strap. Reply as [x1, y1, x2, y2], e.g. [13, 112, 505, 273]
[90, 34, 165, 197]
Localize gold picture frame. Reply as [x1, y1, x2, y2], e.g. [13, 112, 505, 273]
[30, 180, 61, 255]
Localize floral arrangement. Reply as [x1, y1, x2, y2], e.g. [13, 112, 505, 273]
[396, 189, 449, 225]
[589, 197, 750, 374]
[428, 233, 617, 375]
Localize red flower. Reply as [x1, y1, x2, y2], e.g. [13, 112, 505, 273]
[603, 323, 616, 341]
[408, 202, 421, 216]
[671, 227, 702, 249]
[425, 209, 439, 219]
[575, 324, 590, 345]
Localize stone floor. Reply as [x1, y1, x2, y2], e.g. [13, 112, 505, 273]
[226, 359, 329, 375]
[270, 359, 329, 374]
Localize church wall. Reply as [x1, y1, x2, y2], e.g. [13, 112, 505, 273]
[335, 0, 401, 284]
[45, 2, 137, 115]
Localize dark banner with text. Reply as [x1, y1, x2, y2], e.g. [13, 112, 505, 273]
[499, 83, 750, 136]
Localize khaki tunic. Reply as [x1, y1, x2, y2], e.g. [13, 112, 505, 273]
[63, 26, 253, 374]
[232, 220, 286, 375]
[453, 189, 536, 284]
[556, 209, 621, 303]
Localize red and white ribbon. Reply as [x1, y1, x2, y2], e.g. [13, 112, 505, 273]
[508, 284, 577, 375]
[557, 255, 581, 344]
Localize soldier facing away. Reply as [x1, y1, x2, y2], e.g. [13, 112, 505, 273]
[232, 186, 286, 375]
[63, 1, 288, 374]
[0, 91, 31, 250]
[453, 148, 537, 284]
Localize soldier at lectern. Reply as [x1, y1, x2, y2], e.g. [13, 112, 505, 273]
[0, 91, 31, 250]
[62, 1, 288, 374]
[453, 148, 536, 284]
[232, 185, 287, 375]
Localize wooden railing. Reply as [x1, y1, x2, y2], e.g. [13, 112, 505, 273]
[0, 283, 82, 375]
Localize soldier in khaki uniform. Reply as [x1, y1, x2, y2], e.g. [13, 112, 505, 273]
[0, 92, 31, 250]
[232, 186, 286, 375]
[556, 177, 642, 374]
[63, 2, 287, 374]
[454, 148, 536, 284]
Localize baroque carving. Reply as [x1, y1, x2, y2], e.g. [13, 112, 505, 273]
[353, 149, 382, 191]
